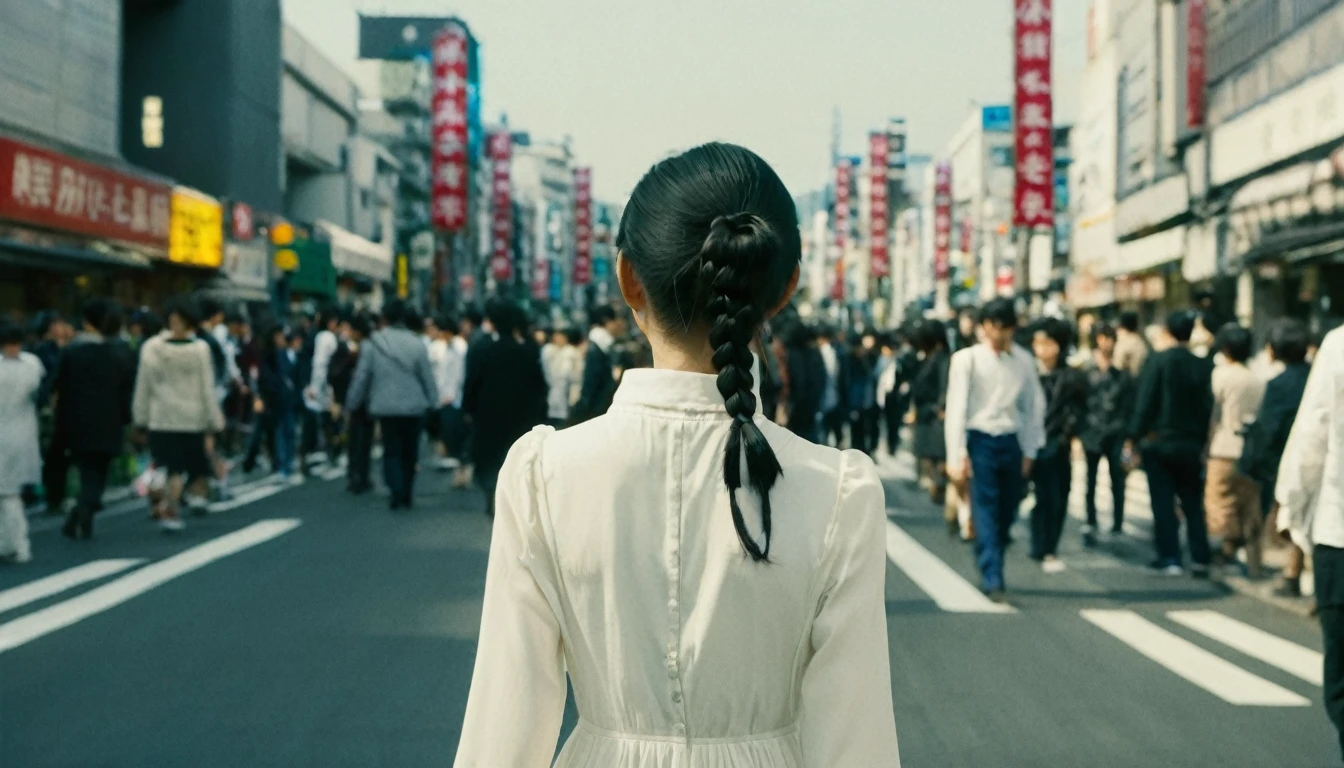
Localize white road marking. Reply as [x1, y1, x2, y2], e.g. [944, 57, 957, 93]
[0, 519, 301, 654]
[1081, 609, 1310, 706]
[1168, 610, 1324, 686]
[884, 521, 1016, 614]
[208, 484, 286, 514]
[0, 559, 144, 615]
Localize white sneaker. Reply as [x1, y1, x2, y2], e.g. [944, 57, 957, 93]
[1042, 558, 1067, 574]
[1162, 564, 1184, 576]
[159, 517, 185, 532]
[13, 550, 31, 564]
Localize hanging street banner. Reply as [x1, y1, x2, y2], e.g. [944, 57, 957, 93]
[933, 162, 952, 281]
[430, 24, 469, 231]
[573, 167, 593, 286]
[868, 131, 890, 279]
[488, 131, 513, 281]
[831, 158, 851, 301]
[1013, 0, 1054, 228]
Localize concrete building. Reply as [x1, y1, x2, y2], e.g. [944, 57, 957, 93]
[941, 105, 1016, 303]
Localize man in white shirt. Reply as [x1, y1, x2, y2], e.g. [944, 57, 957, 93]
[943, 298, 1046, 601]
[1275, 325, 1344, 760]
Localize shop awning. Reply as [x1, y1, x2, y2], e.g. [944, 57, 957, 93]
[286, 238, 336, 297]
[0, 236, 152, 271]
[316, 220, 392, 284]
[1108, 225, 1186, 278]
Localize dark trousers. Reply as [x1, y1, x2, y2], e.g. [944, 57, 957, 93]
[42, 432, 70, 512]
[70, 451, 113, 530]
[1030, 444, 1071, 559]
[1085, 437, 1127, 532]
[380, 415, 422, 506]
[1316, 544, 1344, 761]
[884, 396, 904, 455]
[243, 412, 275, 473]
[346, 411, 373, 490]
[967, 430, 1024, 592]
[1143, 445, 1211, 567]
[850, 407, 879, 456]
[823, 408, 846, 448]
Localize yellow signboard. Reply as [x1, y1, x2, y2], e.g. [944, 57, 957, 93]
[168, 188, 223, 268]
[274, 248, 299, 272]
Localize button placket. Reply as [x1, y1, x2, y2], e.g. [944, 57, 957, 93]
[666, 423, 688, 741]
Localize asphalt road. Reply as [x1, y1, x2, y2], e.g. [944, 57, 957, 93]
[0, 451, 1338, 767]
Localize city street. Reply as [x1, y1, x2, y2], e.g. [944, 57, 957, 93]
[1, 452, 1338, 767]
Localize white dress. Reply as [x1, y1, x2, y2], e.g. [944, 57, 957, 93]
[454, 368, 900, 767]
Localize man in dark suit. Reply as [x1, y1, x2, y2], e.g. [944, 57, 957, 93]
[572, 305, 623, 425]
[1126, 310, 1215, 576]
[55, 299, 135, 539]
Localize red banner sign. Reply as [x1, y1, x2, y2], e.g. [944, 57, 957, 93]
[1013, 0, 1054, 228]
[531, 257, 550, 301]
[573, 167, 592, 286]
[430, 25, 469, 232]
[1187, 0, 1207, 129]
[0, 136, 171, 249]
[868, 132, 889, 279]
[933, 162, 952, 281]
[230, 201, 254, 242]
[488, 131, 513, 281]
[831, 159, 851, 300]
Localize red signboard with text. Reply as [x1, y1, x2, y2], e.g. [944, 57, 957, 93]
[0, 136, 171, 249]
[1013, 0, 1054, 228]
[868, 132, 889, 279]
[933, 162, 952, 281]
[488, 131, 513, 281]
[430, 25, 470, 232]
[573, 167, 592, 286]
[831, 159, 851, 300]
[1187, 0, 1207, 129]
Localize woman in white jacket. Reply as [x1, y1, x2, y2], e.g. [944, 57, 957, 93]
[0, 320, 41, 563]
[454, 143, 899, 767]
[132, 297, 225, 531]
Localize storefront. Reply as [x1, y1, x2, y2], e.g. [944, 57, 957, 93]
[203, 202, 272, 308]
[316, 220, 391, 312]
[283, 225, 336, 306]
[0, 134, 172, 316]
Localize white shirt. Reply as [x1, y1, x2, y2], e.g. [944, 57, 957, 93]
[428, 337, 465, 406]
[588, 325, 615, 354]
[541, 343, 578, 421]
[943, 342, 1046, 469]
[819, 342, 840, 412]
[1275, 326, 1344, 549]
[305, 328, 339, 411]
[455, 368, 900, 767]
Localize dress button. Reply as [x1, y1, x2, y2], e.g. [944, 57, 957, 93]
[674, 722, 685, 735]
[668, 598, 678, 610]
[671, 691, 682, 703]
[667, 668, 679, 679]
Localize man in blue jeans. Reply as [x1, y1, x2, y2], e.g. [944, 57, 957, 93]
[944, 299, 1045, 602]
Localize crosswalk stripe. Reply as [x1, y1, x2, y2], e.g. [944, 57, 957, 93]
[208, 484, 287, 514]
[0, 559, 144, 615]
[0, 519, 301, 654]
[884, 521, 1016, 614]
[1081, 609, 1310, 706]
[1168, 610, 1324, 686]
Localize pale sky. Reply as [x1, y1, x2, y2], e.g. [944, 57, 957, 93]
[283, 0, 1087, 202]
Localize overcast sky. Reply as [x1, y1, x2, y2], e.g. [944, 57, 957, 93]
[283, 0, 1087, 202]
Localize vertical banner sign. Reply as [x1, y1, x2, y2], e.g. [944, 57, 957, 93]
[886, 118, 908, 184]
[933, 162, 952, 281]
[488, 131, 513, 281]
[572, 167, 593, 286]
[430, 25, 469, 232]
[1187, 0, 1207, 129]
[1013, 0, 1054, 228]
[831, 159, 851, 301]
[868, 132, 890, 279]
[531, 258, 550, 300]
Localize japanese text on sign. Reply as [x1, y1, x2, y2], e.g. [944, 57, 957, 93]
[168, 188, 224, 268]
[573, 167, 593, 286]
[868, 132, 889, 279]
[431, 25, 470, 232]
[1013, 0, 1054, 228]
[489, 131, 512, 281]
[933, 162, 952, 281]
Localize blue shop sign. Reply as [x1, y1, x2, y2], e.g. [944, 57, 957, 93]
[982, 105, 1012, 133]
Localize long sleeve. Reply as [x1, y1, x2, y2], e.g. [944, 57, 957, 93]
[132, 345, 151, 428]
[1275, 331, 1343, 543]
[799, 451, 901, 766]
[415, 347, 438, 411]
[309, 330, 337, 395]
[943, 349, 971, 469]
[199, 344, 225, 433]
[346, 345, 373, 413]
[454, 429, 566, 767]
[1016, 360, 1047, 459]
[1127, 355, 1160, 441]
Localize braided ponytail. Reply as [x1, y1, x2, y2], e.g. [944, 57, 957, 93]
[699, 213, 784, 562]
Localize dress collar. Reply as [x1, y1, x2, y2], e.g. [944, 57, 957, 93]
[612, 358, 762, 414]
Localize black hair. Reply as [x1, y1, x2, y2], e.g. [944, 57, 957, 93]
[381, 299, 407, 327]
[485, 297, 519, 337]
[136, 311, 164, 339]
[100, 303, 125, 337]
[35, 311, 65, 338]
[436, 313, 458, 335]
[82, 298, 114, 334]
[979, 298, 1017, 329]
[163, 295, 201, 329]
[589, 304, 617, 328]
[564, 327, 584, 346]
[1165, 310, 1196, 343]
[196, 296, 223, 323]
[463, 309, 484, 327]
[1090, 323, 1117, 347]
[1268, 318, 1309, 365]
[1215, 322, 1253, 363]
[404, 307, 424, 333]
[1035, 317, 1073, 351]
[1118, 310, 1140, 333]
[0, 318, 23, 346]
[617, 142, 800, 562]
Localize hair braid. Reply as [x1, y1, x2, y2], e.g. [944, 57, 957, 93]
[700, 213, 784, 562]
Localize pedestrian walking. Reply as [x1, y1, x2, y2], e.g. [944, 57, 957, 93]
[429, 313, 466, 467]
[817, 325, 847, 447]
[909, 321, 951, 509]
[1126, 311, 1215, 576]
[846, 331, 881, 455]
[249, 326, 301, 479]
[1029, 318, 1087, 573]
[346, 299, 438, 510]
[54, 299, 135, 540]
[193, 297, 234, 510]
[784, 323, 825, 443]
[132, 297, 225, 532]
[1274, 325, 1344, 762]
[330, 315, 373, 494]
[540, 326, 579, 428]
[300, 310, 340, 475]
[1079, 324, 1134, 542]
[1240, 319, 1312, 596]
[1206, 323, 1266, 574]
[887, 330, 921, 455]
[461, 298, 547, 518]
[1113, 310, 1149, 378]
[944, 298, 1046, 602]
[32, 311, 71, 516]
[454, 142, 899, 765]
[0, 319, 41, 563]
[571, 305, 621, 424]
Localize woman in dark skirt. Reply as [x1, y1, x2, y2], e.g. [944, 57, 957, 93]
[908, 320, 951, 510]
[131, 297, 224, 531]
